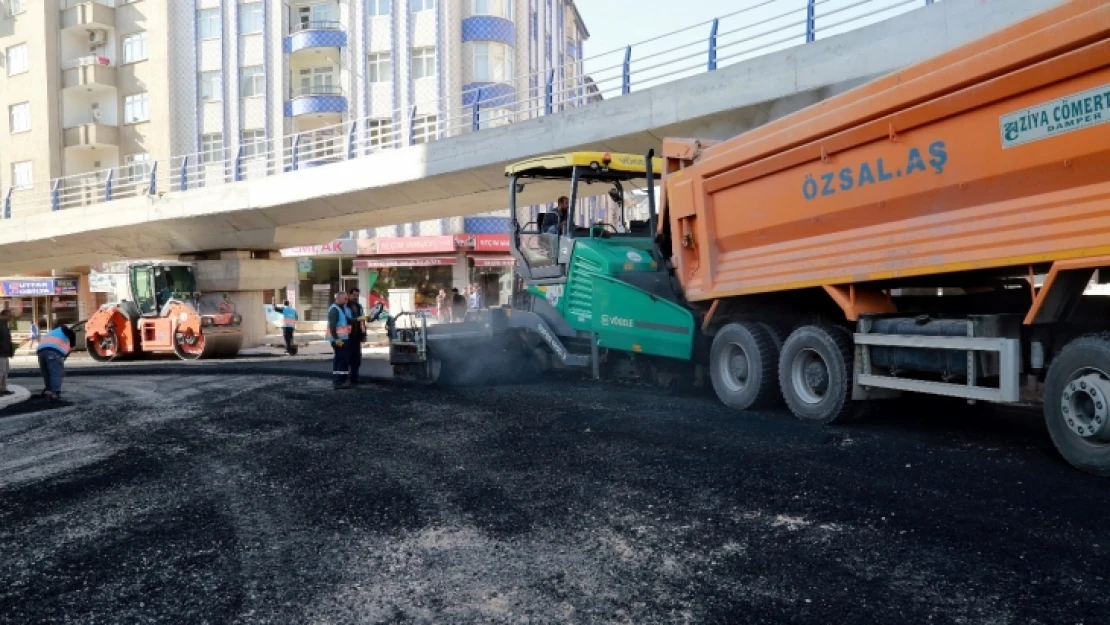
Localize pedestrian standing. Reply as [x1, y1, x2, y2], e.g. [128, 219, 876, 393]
[436, 289, 447, 322]
[37, 324, 76, 402]
[280, 300, 297, 354]
[346, 288, 366, 386]
[327, 292, 353, 390]
[29, 319, 40, 349]
[0, 309, 15, 397]
[451, 288, 467, 322]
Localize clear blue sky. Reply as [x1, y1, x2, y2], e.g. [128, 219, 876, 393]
[573, 0, 930, 96]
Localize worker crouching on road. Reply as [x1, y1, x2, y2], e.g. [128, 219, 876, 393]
[327, 291, 353, 390]
[37, 324, 77, 402]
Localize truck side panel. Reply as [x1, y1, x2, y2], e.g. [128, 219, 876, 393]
[670, 48, 1110, 301]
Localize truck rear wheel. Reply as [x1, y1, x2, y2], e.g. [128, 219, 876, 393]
[709, 322, 780, 410]
[1044, 335, 1110, 476]
[779, 325, 856, 425]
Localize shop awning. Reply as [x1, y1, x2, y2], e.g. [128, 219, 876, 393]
[353, 256, 458, 268]
[471, 256, 516, 267]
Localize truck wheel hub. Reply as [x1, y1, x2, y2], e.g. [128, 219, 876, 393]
[791, 348, 830, 405]
[1061, 373, 1110, 441]
[805, 361, 829, 393]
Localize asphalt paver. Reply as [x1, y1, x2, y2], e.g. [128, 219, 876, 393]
[1, 364, 1107, 624]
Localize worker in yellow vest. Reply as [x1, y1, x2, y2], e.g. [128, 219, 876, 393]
[37, 324, 77, 402]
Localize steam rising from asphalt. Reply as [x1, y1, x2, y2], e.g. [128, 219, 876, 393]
[428, 334, 541, 388]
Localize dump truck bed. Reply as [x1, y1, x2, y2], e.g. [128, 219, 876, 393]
[663, 0, 1110, 301]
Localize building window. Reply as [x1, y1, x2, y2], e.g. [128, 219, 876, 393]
[368, 0, 390, 16]
[11, 161, 32, 189]
[241, 129, 266, 159]
[367, 53, 391, 83]
[198, 8, 221, 40]
[473, 42, 512, 82]
[410, 47, 435, 80]
[411, 0, 434, 12]
[296, 66, 337, 96]
[124, 153, 150, 184]
[295, 2, 337, 29]
[124, 92, 150, 123]
[9, 102, 29, 134]
[200, 133, 223, 164]
[122, 32, 148, 63]
[239, 2, 264, 35]
[7, 0, 26, 16]
[199, 71, 222, 101]
[365, 118, 391, 149]
[6, 43, 28, 76]
[473, 0, 511, 18]
[412, 114, 437, 144]
[241, 66, 264, 97]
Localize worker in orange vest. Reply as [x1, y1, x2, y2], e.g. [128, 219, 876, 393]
[37, 324, 77, 402]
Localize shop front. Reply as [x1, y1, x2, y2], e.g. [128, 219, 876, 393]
[279, 238, 358, 322]
[464, 234, 515, 308]
[0, 277, 80, 331]
[354, 234, 514, 313]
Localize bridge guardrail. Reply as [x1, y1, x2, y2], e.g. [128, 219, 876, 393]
[3, 0, 937, 219]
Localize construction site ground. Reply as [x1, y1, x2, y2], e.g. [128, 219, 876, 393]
[1, 358, 1107, 624]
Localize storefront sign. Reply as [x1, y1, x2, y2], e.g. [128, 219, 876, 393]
[472, 257, 516, 267]
[358, 236, 455, 255]
[88, 272, 123, 294]
[0, 278, 77, 297]
[280, 239, 357, 257]
[471, 234, 511, 252]
[54, 279, 78, 295]
[357, 234, 511, 255]
[354, 256, 458, 268]
[297, 258, 314, 273]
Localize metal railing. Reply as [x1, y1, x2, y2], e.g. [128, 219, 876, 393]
[290, 84, 344, 98]
[5, 0, 938, 218]
[288, 20, 343, 34]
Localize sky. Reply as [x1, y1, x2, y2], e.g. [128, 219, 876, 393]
[572, 0, 930, 97]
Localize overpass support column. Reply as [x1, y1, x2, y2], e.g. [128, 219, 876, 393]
[180, 251, 296, 349]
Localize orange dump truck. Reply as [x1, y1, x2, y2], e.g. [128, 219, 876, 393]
[657, 0, 1110, 474]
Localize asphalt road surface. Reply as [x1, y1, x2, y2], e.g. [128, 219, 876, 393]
[1, 361, 1107, 624]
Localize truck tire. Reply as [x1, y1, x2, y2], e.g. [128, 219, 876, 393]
[778, 325, 856, 425]
[1043, 334, 1110, 476]
[709, 322, 780, 410]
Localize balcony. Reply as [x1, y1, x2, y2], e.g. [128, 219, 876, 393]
[62, 59, 116, 91]
[285, 85, 347, 119]
[284, 22, 348, 55]
[60, 0, 116, 32]
[63, 123, 119, 150]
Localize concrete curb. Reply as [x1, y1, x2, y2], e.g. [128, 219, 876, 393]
[0, 384, 31, 409]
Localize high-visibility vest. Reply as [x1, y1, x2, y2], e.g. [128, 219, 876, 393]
[282, 306, 297, 327]
[37, 327, 71, 356]
[326, 304, 351, 342]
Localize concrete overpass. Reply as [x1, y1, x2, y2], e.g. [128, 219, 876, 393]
[0, 0, 1063, 275]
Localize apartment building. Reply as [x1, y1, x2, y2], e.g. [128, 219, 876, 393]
[1, 0, 590, 215]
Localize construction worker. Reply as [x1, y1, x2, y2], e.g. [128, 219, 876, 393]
[0, 309, 14, 397]
[280, 300, 297, 355]
[37, 324, 77, 402]
[346, 288, 366, 386]
[327, 291, 353, 390]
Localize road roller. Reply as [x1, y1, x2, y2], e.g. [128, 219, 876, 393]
[85, 261, 244, 361]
